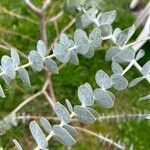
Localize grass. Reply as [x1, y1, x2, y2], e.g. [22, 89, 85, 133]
[0, 0, 150, 149]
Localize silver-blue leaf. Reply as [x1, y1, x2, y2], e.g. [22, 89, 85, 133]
[18, 67, 31, 86]
[78, 83, 94, 106]
[1, 56, 16, 79]
[74, 105, 96, 124]
[29, 121, 48, 148]
[74, 29, 90, 54]
[44, 58, 59, 74]
[11, 49, 20, 68]
[53, 125, 76, 147]
[37, 40, 47, 57]
[62, 124, 78, 139]
[94, 88, 114, 109]
[40, 117, 52, 134]
[53, 43, 70, 63]
[95, 70, 112, 89]
[97, 10, 116, 25]
[28, 50, 43, 72]
[111, 74, 128, 90]
[54, 102, 70, 123]
[89, 27, 102, 49]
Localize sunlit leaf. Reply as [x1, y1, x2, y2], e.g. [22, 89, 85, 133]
[53, 125, 76, 147]
[116, 25, 135, 46]
[95, 70, 112, 89]
[111, 74, 128, 90]
[74, 29, 90, 54]
[99, 24, 112, 37]
[44, 58, 59, 74]
[89, 27, 102, 49]
[69, 51, 79, 65]
[105, 47, 121, 61]
[74, 105, 96, 124]
[1, 56, 16, 79]
[37, 40, 47, 57]
[40, 117, 52, 134]
[62, 124, 78, 139]
[97, 10, 116, 25]
[78, 83, 94, 106]
[29, 121, 48, 148]
[18, 67, 31, 86]
[54, 102, 70, 123]
[94, 88, 114, 109]
[28, 50, 43, 72]
[65, 99, 73, 113]
[53, 43, 70, 63]
[141, 61, 150, 76]
[111, 62, 123, 75]
[11, 49, 20, 68]
[112, 47, 136, 63]
[139, 94, 150, 101]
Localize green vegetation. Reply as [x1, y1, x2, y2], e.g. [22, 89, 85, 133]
[0, 0, 150, 149]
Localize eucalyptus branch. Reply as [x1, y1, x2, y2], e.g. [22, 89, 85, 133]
[48, 11, 63, 23]
[23, 0, 42, 16]
[42, 0, 51, 11]
[99, 112, 149, 122]
[43, 91, 55, 109]
[75, 127, 125, 150]
[124, 36, 150, 49]
[0, 5, 38, 24]
[0, 27, 36, 43]
[10, 91, 43, 114]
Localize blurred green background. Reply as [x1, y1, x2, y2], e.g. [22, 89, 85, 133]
[0, 0, 150, 149]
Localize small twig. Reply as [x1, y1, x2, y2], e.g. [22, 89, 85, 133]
[124, 36, 150, 49]
[43, 91, 55, 109]
[42, 0, 51, 11]
[47, 11, 63, 23]
[75, 127, 125, 150]
[98, 113, 149, 122]
[0, 27, 36, 43]
[54, 21, 59, 37]
[10, 91, 43, 114]
[0, 5, 38, 24]
[23, 0, 42, 16]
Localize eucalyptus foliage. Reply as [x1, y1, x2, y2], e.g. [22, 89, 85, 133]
[0, 0, 149, 149]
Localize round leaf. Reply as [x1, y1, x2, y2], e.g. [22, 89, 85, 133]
[111, 74, 128, 91]
[74, 29, 90, 54]
[37, 40, 47, 57]
[94, 88, 114, 109]
[111, 62, 123, 75]
[95, 70, 112, 89]
[74, 105, 96, 124]
[53, 125, 76, 147]
[78, 83, 94, 106]
[28, 50, 43, 72]
[44, 58, 59, 74]
[53, 43, 70, 63]
[1, 56, 16, 79]
[18, 67, 31, 86]
[89, 27, 102, 49]
[40, 117, 52, 134]
[54, 102, 70, 123]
